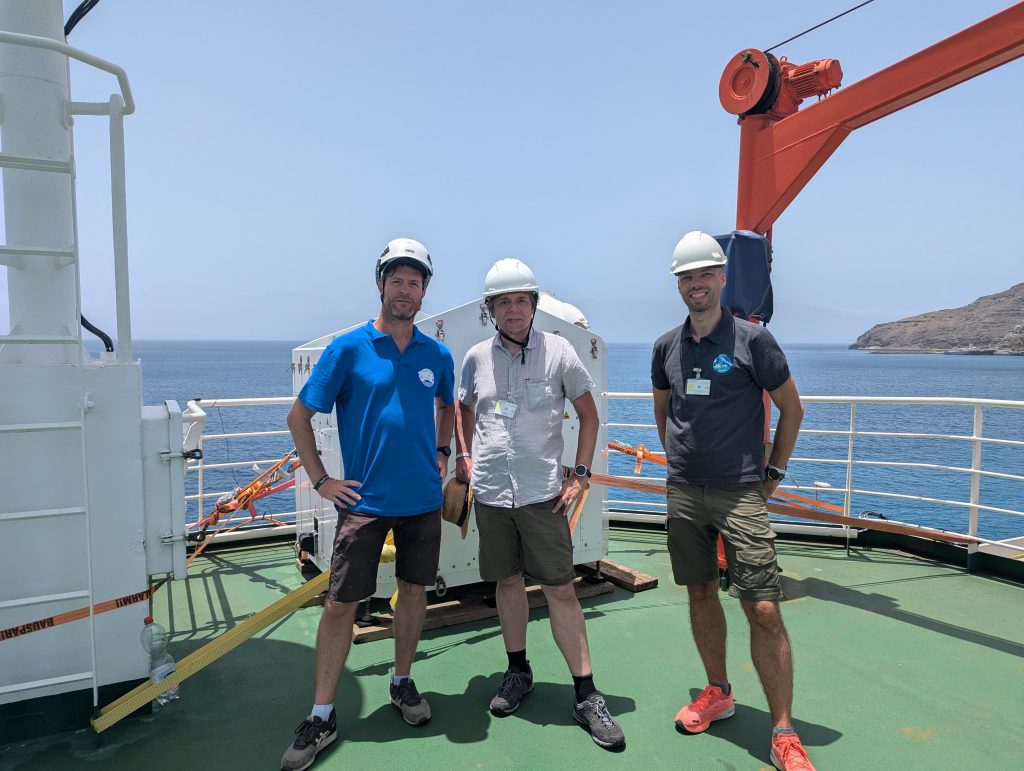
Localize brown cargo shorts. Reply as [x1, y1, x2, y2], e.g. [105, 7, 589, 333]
[475, 497, 576, 586]
[666, 482, 782, 601]
[327, 507, 441, 603]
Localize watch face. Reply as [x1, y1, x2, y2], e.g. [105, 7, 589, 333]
[574, 464, 589, 477]
[766, 467, 782, 481]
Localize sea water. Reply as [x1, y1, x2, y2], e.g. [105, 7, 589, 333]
[107, 340, 1023, 541]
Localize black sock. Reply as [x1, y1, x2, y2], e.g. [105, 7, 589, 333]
[507, 649, 529, 671]
[573, 674, 596, 702]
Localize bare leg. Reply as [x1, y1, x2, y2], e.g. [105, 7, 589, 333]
[313, 599, 359, 704]
[541, 581, 591, 677]
[742, 599, 793, 727]
[495, 574, 528, 653]
[393, 579, 428, 676]
[687, 580, 728, 684]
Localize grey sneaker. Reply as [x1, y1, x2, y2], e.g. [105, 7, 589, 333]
[573, 692, 625, 749]
[281, 710, 337, 771]
[489, 666, 535, 716]
[389, 678, 431, 725]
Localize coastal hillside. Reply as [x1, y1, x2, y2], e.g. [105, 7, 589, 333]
[850, 283, 1024, 352]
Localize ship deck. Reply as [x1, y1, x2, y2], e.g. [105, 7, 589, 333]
[3, 526, 1023, 770]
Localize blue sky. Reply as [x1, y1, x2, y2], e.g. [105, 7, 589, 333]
[3, 1, 1022, 344]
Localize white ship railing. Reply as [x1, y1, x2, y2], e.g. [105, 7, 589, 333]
[183, 397, 304, 544]
[607, 393, 1024, 556]
[179, 394, 1024, 555]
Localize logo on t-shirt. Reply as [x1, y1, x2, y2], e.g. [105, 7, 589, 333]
[712, 353, 733, 374]
[418, 368, 435, 387]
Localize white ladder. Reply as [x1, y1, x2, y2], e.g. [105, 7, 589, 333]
[0, 26, 135, 707]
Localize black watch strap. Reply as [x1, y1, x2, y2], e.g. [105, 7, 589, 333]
[437, 446, 452, 457]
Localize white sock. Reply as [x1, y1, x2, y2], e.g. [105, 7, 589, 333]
[392, 674, 409, 686]
[312, 703, 333, 721]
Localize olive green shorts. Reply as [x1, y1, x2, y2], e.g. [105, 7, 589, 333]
[666, 482, 782, 601]
[475, 497, 576, 586]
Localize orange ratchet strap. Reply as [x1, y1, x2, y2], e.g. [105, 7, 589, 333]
[607, 441, 667, 474]
[0, 578, 168, 643]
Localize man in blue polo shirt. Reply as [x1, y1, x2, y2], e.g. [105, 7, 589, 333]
[652, 231, 811, 771]
[282, 238, 455, 771]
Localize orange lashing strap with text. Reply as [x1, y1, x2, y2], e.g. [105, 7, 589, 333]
[0, 578, 168, 643]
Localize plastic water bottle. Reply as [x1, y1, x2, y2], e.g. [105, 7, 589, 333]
[141, 616, 180, 708]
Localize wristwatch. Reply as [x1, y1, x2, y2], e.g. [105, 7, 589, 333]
[765, 464, 786, 481]
[437, 446, 452, 458]
[573, 464, 592, 478]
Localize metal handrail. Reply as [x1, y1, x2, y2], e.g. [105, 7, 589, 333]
[609, 392, 1024, 407]
[609, 392, 1024, 409]
[606, 392, 1024, 551]
[0, 30, 137, 363]
[0, 30, 135, 113]
[182, 393, 1024, 552]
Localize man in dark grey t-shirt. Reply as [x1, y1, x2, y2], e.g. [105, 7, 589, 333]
[651, 231, 814, 771]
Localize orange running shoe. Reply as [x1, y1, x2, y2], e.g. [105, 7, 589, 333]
[674, 684, 735, 733]
[770, 732, 815, 771]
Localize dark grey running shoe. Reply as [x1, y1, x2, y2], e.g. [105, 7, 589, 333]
[390, 678, 431, 725]
[573, 692, 625, 749]
[489, 666, 535, 716]
[281, 709, 337, 771]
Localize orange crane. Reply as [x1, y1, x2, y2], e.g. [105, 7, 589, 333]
[715, 3, 1024, 576]
[721, 2, 1024, 236]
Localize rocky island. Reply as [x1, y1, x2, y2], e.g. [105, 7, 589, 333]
[850, 283, 1024, 353]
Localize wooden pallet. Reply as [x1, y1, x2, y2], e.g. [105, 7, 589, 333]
[578, 560, 658, 592]
[351, 576, 613, 643]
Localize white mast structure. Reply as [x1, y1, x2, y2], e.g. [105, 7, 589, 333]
[0, 1, 79, 363]
[0, 0, 183, 729]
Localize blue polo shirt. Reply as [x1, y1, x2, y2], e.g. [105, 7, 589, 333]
[298, 321, 455, 517]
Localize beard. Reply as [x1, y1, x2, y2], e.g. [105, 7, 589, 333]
[682, 288, 718, 314]
[684, 297, 715, 313]
[382, 295, 421, 322]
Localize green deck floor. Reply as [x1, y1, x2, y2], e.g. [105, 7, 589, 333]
[3, 527, 1023, 770]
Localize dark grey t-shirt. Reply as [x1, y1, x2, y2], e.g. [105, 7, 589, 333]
[651, 311, 791, 486]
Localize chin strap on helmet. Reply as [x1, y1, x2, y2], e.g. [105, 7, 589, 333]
[494, 320, 532, 364]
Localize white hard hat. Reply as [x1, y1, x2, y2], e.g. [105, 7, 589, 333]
[669, 231, 727, 275]
[376, 238, 433, 287]
[483, 258, 539, 299]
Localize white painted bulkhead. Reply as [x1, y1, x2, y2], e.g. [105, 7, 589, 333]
[0, 0, 185, 710]
[292, 300, 610, 599]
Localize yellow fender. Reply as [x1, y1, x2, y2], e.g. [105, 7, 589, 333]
[380, 529, 400, 609]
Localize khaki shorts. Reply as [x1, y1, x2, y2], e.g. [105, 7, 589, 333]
[327, 507, 441, 603]
[666, 482, 782, 601]
[475, 497, 576, 586]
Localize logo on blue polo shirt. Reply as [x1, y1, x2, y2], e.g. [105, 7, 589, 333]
[712, 354, 733, 374]
[418, 368, 435, 387]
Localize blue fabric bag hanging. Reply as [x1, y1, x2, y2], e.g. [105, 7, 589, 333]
[715, 230, 774, 324]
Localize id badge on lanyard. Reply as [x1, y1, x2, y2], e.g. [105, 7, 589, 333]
[686, 367, 711, 396]
[681, 334, 711, 397]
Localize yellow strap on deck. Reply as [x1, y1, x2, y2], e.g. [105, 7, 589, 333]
[91, 570, 329, 734]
